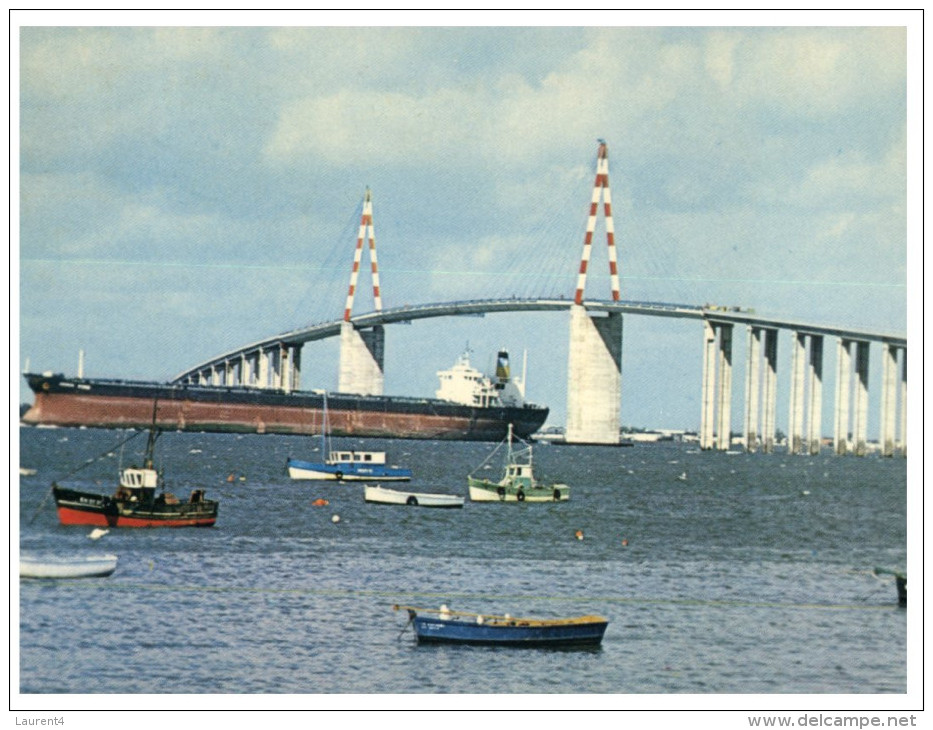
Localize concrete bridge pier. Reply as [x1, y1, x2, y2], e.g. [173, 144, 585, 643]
[743, 326, 762, 452]
[338, 322, 385, 395]
[289, 345, 302, 392]
[742, 326, 779, 453]
[806, 336, 824, 455]
[700, 320, 733, 450]
[899, 349, 907, 457]
[879, 343, 906, 457]
[760, 328, 779, 453]
[834, 339, 871, 456]
[787, 332, 824, 455]
[239, 352, 253, 387]
[833, 339, 852, 455]
[258, 347, 271, 388]
[788, 332, 806, 454]
[853, 341, 871, 456]
[565, 304, 622, 445]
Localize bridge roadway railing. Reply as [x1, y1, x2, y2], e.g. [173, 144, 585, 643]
[170, 297, 905, 385]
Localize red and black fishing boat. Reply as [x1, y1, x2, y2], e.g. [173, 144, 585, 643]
[51, 420, 218, 528]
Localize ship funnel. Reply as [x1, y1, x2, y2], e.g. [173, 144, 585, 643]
[496, 350, 511, 383]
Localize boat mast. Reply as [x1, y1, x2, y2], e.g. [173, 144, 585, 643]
[144, 401, 160, 469]
[321, 391, 330, 455]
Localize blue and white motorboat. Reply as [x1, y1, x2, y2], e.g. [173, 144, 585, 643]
[288, 451, 413, 482]
[395, 605, 608, 647]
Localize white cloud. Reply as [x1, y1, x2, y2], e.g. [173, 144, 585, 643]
[729, 27, 905, 114]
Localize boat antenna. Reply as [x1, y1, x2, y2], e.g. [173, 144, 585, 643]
[144, 400, 161, 469]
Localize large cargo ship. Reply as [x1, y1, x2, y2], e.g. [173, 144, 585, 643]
[21, 349, 548, 441]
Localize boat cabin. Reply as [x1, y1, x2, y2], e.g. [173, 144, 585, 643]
[115, 465, 159, 500]
[119, 466, 158, 489]
[503, 463, 535, 488]
[327, 451, 387, 465]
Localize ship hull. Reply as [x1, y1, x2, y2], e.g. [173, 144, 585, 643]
[52, 485, 218, 528]
[22, 374, 549, 441]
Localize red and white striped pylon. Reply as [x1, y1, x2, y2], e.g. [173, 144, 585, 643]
[343, 188, 383, 321]
[573, 140, 620, 305]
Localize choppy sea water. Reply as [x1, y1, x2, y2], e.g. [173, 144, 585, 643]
[18, 426, 906, 695]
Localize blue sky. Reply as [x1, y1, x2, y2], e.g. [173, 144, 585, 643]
[16, 14, 915, 434]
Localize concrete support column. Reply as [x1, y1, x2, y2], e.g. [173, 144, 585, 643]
[899, 349, 907, 457]
[338, 322, 385, 395]
[224, 360, 235, 387]
[270, 347, 282, 389]
[239, 353, 249, 387]
[699, 321, 734, 450]
[258, 348, 270, 389]
[565, 304, 622, 445]
[743, 327, 762, 453]
[715, 324, 733, 450]
[833, 339, 852, 455]
[250, 352, 261, 387]
[879, 343, 898, 457]
[788, 331, 807, 454]
[853, 341, 870, 456]
[700, 321, 717, 450]
[279, 345, 291, 392]
[761, 329, 779, 453]
[291, 346, 302, 392]
[807, 336, 824, 455]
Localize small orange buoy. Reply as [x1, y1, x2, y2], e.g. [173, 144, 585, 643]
[574, 529, 584, 541]
[226, 473, 235, 482]
[622, 537, 629, 546]
[311, 498, 329, 507]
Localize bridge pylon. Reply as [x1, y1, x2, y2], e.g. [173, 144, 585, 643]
[338, 188, 385, 395]
[566, 140, 624, 445]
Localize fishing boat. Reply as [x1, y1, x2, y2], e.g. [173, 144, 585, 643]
[364, 485, 464, 508]
[51, 413, 219, 528]
[20, 554, 118, 579]
[468, 424, 569, 502]
[395, 605, 608, 647]
[287, 393, 412, 481]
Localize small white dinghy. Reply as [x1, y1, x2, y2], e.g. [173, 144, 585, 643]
[20, 554, 118, 579]
[364, 485, 464, 508]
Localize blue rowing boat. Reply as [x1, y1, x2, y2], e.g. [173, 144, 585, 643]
[395, 605, 608, 647]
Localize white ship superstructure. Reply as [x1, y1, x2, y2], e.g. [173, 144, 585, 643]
[436, 349, 526, 408]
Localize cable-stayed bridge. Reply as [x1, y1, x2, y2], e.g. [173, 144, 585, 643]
[171, 143, 907, 456]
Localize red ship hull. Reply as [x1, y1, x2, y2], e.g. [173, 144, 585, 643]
[52, 485, 218, 528]
[56, 504, 217, 528]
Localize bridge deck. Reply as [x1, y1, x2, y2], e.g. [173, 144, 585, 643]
[171, 297, 907, 383]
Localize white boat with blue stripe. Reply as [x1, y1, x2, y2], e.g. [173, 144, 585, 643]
[288, 451, 412, 481]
